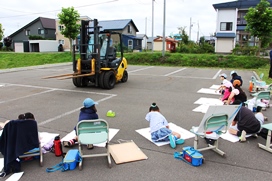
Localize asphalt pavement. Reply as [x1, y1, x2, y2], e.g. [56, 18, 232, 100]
[0, 63, 271, 181]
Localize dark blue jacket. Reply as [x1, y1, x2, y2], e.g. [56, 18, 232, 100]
[230, 75, 243, 86]
[74, 108, 98, 130]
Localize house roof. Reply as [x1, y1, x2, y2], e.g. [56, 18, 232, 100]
[154, 36, 178, 42]
[136, 34, 148, 39]
[123, 34, 142, 40]
[9, 17, 55, 37]
[98, 19, 139, 32]
[213, 0, 272, 10]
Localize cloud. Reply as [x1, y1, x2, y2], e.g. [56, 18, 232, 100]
[0, 0, 230, 41]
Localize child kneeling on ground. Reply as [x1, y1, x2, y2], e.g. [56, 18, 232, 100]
[145, 102, 184, 149]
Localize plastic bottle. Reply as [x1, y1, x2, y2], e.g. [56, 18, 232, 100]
[53, 136, 63, 157]
[249, 81, 253, 92]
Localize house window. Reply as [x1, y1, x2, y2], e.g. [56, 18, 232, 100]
[25, 30, 30, 36]
[220, 22, 233, 31]
[58, 40, 64, 45]
[128, 39, 133, 49]
[128, 25, 131, 33]
[58, 25, 64, 31]
[38, 29, 45, 35]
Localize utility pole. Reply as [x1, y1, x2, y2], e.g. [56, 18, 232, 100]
[145, 17, 147, 50]
[152, 0, 154, 53]
[197, 21, 199, 43]
[189, 17, 192, 41]
[162, 0, 166, 56]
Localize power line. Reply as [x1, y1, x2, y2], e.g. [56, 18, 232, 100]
[0, 0, 118, 19]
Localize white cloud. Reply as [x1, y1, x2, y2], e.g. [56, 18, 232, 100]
[0, 0, 231, 41]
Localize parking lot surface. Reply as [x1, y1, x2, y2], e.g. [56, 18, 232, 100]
[0, 63, 271, 181]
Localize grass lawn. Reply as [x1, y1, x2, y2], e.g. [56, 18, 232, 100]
[1, 51, 271, 85]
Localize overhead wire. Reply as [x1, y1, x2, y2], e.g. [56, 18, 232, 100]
[0, 0, 119, 19]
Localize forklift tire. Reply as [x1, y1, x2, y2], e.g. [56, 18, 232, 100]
[73, 77, 81, 87]
[103, 71, 116, 89]
[121, 70, 128, 83]
[72, 77, 88, 87]
[99, 72, 105, 89]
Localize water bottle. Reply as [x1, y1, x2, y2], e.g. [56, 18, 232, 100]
[53, 136, 63, 157]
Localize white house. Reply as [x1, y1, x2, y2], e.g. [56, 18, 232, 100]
[212, 0, 272, 54]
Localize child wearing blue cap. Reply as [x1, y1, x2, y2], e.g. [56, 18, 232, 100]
[145, 103, 184, 149]
[63, 98, 98, 149]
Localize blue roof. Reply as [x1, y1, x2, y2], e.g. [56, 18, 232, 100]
[123, 34, 142, 40]
[213, 0, 272, 9]
[98, 19, 139, 32]
[216, 33, 236, 38]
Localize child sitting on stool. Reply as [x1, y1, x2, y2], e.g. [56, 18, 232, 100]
[145, 102, 184, 149]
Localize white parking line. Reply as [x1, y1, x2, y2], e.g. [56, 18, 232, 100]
[164, 68, 186, 76]
[128, 66, 154, 73]
[213, 69, 222, 79]
[38, 95, 116, 126]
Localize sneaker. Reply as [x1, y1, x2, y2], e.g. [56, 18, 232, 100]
[239, 130, 246, 142]
[252, 133, 258, 138]
[0, 172, 6, 178]
[175, 138, 185, 145]
[87, 144, 94, 150]
[63, 141, 71, 147]
[169, 135, 176, 149]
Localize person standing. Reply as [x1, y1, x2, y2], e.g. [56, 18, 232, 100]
[269, 50, 272, 78]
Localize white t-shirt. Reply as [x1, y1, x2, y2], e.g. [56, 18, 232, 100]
[232, 88, 239, 95]
[145, 111, 169, 133]
[255, 112, 264, 125]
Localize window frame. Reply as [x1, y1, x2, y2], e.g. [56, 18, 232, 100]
[220, 22, 233, 31]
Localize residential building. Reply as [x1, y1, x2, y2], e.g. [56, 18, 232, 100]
[55, 16, 91, 51]
[56, 18, 142, 51]
[213, 0, 272, 53]
[9, 17, 56, 52]
[153, 36, 178, 52]
[136, 34, 148, 50]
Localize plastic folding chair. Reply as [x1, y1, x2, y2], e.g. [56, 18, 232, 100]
[245, 91, 271, 110]
[250, 76, 267, 92]
[191, 113, 228, 156]
[18, 121, 43, 167]
[76, 119, 111, 170]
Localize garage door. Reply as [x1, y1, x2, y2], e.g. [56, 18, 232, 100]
[216, 38, 234, 53]
[14, 42, 24, 53]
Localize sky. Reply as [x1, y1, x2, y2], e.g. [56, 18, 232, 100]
[0, 0, 231, 41]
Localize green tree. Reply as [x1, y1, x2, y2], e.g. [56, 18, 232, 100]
[0, 23, 4, 41]
[178, 26, 189, 45]
[57, 7, 80, 53]
[244, 0, 272, 50]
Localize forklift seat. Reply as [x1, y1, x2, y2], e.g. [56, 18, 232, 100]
[107, 47, 116, 61]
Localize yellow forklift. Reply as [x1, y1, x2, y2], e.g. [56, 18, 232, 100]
[45, 19, 128, 89]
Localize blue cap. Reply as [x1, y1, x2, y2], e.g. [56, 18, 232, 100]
[83, 98, 98, 108]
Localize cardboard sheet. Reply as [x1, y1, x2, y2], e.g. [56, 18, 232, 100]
[135, 122, 195, 146]
[197, 88, 221, 95]
[109, 141, 148, 164]
[0, 158, 3, 172]
[192, 104, 209, 113]
[210, 84, 221, 90]
[5, 172, 24, 181]
[194, 97, 223, 105]
[61, 128, 119, 147]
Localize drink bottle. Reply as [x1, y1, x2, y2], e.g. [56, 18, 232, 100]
[53, 136, 63, 157]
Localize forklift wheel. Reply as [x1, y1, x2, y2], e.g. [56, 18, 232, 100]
[103, 71, 116, 89]
[121, 70, 128, 83]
